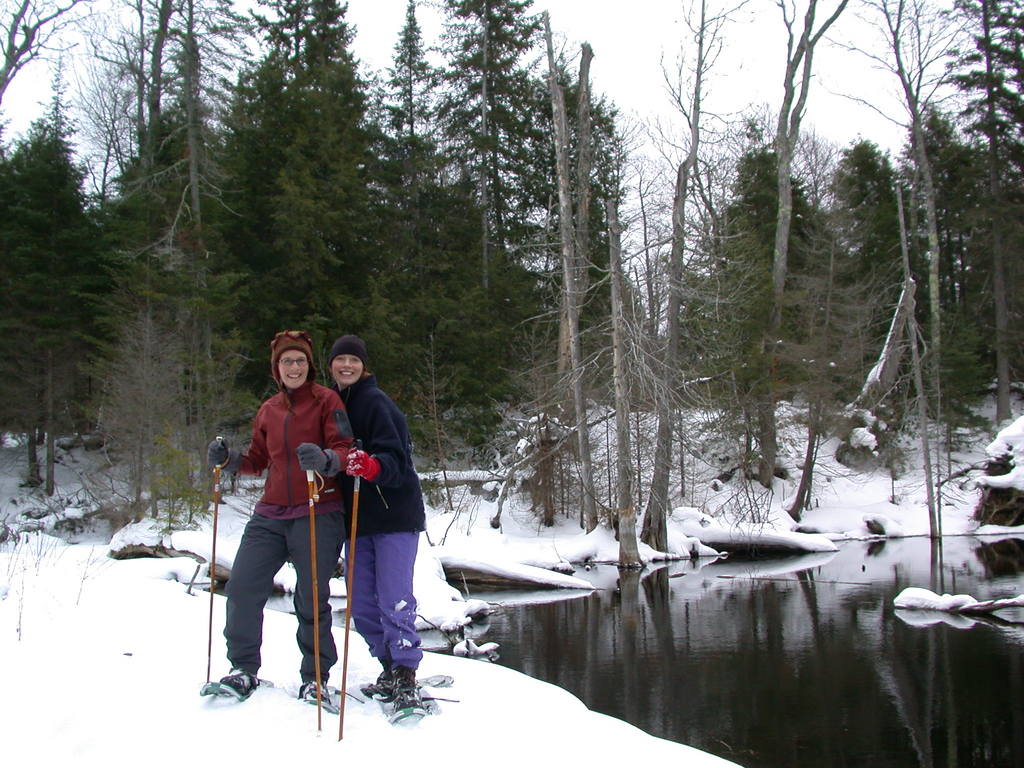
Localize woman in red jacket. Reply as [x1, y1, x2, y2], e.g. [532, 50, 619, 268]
[206, 330, 352, 704]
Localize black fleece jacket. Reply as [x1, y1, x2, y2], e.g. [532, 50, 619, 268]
[333, 375, 425, 537]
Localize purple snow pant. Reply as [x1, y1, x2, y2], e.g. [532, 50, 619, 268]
[347, 531, 423, 669]
[224, 509, 345, 683]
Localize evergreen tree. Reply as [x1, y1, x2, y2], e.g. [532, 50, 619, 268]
[917, 111, 995, 423]
[363, 0, 541, 448]
[694, 143, 823, 477]
[832, 140, 904, 380]
[950, 0, 1024, 421]
[833, 141, 901, 292]
[952, 0, 1024, 176]
[436, 0, 546, 287]
[0, 90, 107, 491]
[218, 0, 372, 388]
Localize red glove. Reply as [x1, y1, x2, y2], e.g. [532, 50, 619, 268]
[346, 449, 381, 482]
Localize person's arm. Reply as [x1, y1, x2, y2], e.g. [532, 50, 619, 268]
[346, 395, 406, 486]
[297, 394, 354, 476]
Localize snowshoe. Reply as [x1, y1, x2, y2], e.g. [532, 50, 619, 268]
[298, 680, 341, 715]
[345, 673, 450, 724]
[388, 666, 429, 725]
[200, 669, 265, 702]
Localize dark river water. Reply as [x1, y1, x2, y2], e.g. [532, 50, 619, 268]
[450, 536, 1024, 768]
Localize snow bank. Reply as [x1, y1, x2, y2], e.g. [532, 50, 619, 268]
[976, 415, 1024, 491]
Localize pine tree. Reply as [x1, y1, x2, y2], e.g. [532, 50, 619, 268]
[950, 0, 1024, 423]
[436, 0, 545, 288]
[0, 88, 107, 492]
[219, 0, 373, 386]
[364, 0, 541, 446]
[917, 111, 994, 424]
[832, 140, 904, 379]
[697, 144, 819, 485]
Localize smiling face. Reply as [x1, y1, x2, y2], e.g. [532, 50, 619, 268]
[330, 354, 364, 389]
[277, 351, 310, 390]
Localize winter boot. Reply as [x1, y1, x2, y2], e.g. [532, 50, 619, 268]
[298, 680, 339, 713]
[360, 659, 396, 701]
[391, 665, 425, 712]
[219, 668, 259, 700]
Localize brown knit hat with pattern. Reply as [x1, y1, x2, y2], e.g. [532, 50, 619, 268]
[270, 329, 316, 387]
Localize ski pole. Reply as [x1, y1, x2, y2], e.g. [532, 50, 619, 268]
[338, 443, 362, 741]
[307, 468, 324, 731]
[206, 436, 227, 684]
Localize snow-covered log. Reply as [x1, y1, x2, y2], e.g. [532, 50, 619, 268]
[894, 587, 1024, 614]
[675, 509, 838, 555]
[439, 555, 594, 591]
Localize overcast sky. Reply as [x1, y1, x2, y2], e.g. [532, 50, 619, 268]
[342, 0, 910, 152]
[2, 0, 911, 152]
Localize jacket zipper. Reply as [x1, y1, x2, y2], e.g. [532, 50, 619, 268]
[284, 410, 293, 507]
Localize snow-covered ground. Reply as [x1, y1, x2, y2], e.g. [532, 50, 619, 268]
[2, 411, 1023, 765]
[0, 535, 740, 766]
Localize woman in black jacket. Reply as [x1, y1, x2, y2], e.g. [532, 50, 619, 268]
[327, 334, 427, 711]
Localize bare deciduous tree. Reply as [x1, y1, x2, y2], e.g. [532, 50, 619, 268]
[642, 0, 734, 549]
[0, 0, 92, 108]
[759, 0, 849, 494]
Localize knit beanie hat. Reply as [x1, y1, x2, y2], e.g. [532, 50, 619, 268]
[270, 329, 316, 386]
[328, 334, 369, 368]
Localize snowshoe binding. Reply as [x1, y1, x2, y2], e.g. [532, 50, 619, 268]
[359, 664, 396, 701]
[298, 680, 340, 715]
[200, 668, 263, 702]
[388, 666, 429, 725]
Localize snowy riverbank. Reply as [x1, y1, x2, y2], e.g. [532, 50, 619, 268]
[5, 413, 1024, 765]
[0, 535, 741, 767]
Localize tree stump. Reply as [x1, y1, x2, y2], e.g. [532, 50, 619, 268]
[974, 453, 1024, 526]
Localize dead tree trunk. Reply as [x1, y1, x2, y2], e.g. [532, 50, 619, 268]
[760, 0, 849, 489]
[544, 13, 598, 532]
[869, 0, 959, 526]
[574, 43, 594, 295]
[608, 200, 640, 567]
[850, 279, 914, 411]
[642, 0, 721, 549]
[898, 187, 939, 536]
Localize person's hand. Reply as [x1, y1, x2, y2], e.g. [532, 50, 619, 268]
[345, 449, 381, 481]
[207, 439, 228, 469]
[296, 442, 329, 473]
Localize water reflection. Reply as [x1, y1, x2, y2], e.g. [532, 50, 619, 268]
[474, 536, 1024, 768]
[975, 537, 1024, 578]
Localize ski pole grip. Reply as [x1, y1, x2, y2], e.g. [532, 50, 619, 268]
[306, 469, 321, 502]
[351, 440, 362, 492]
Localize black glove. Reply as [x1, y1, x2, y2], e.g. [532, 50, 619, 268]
[207, 439, 228, 469]
[296, 442, 328, 473]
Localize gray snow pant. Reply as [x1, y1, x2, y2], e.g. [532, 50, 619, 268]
[224, 509, 345, 683]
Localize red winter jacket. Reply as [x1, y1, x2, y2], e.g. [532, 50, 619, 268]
[239, 381, 353, 509]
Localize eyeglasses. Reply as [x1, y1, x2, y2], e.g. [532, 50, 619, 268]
[279, 357, 309, 367]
